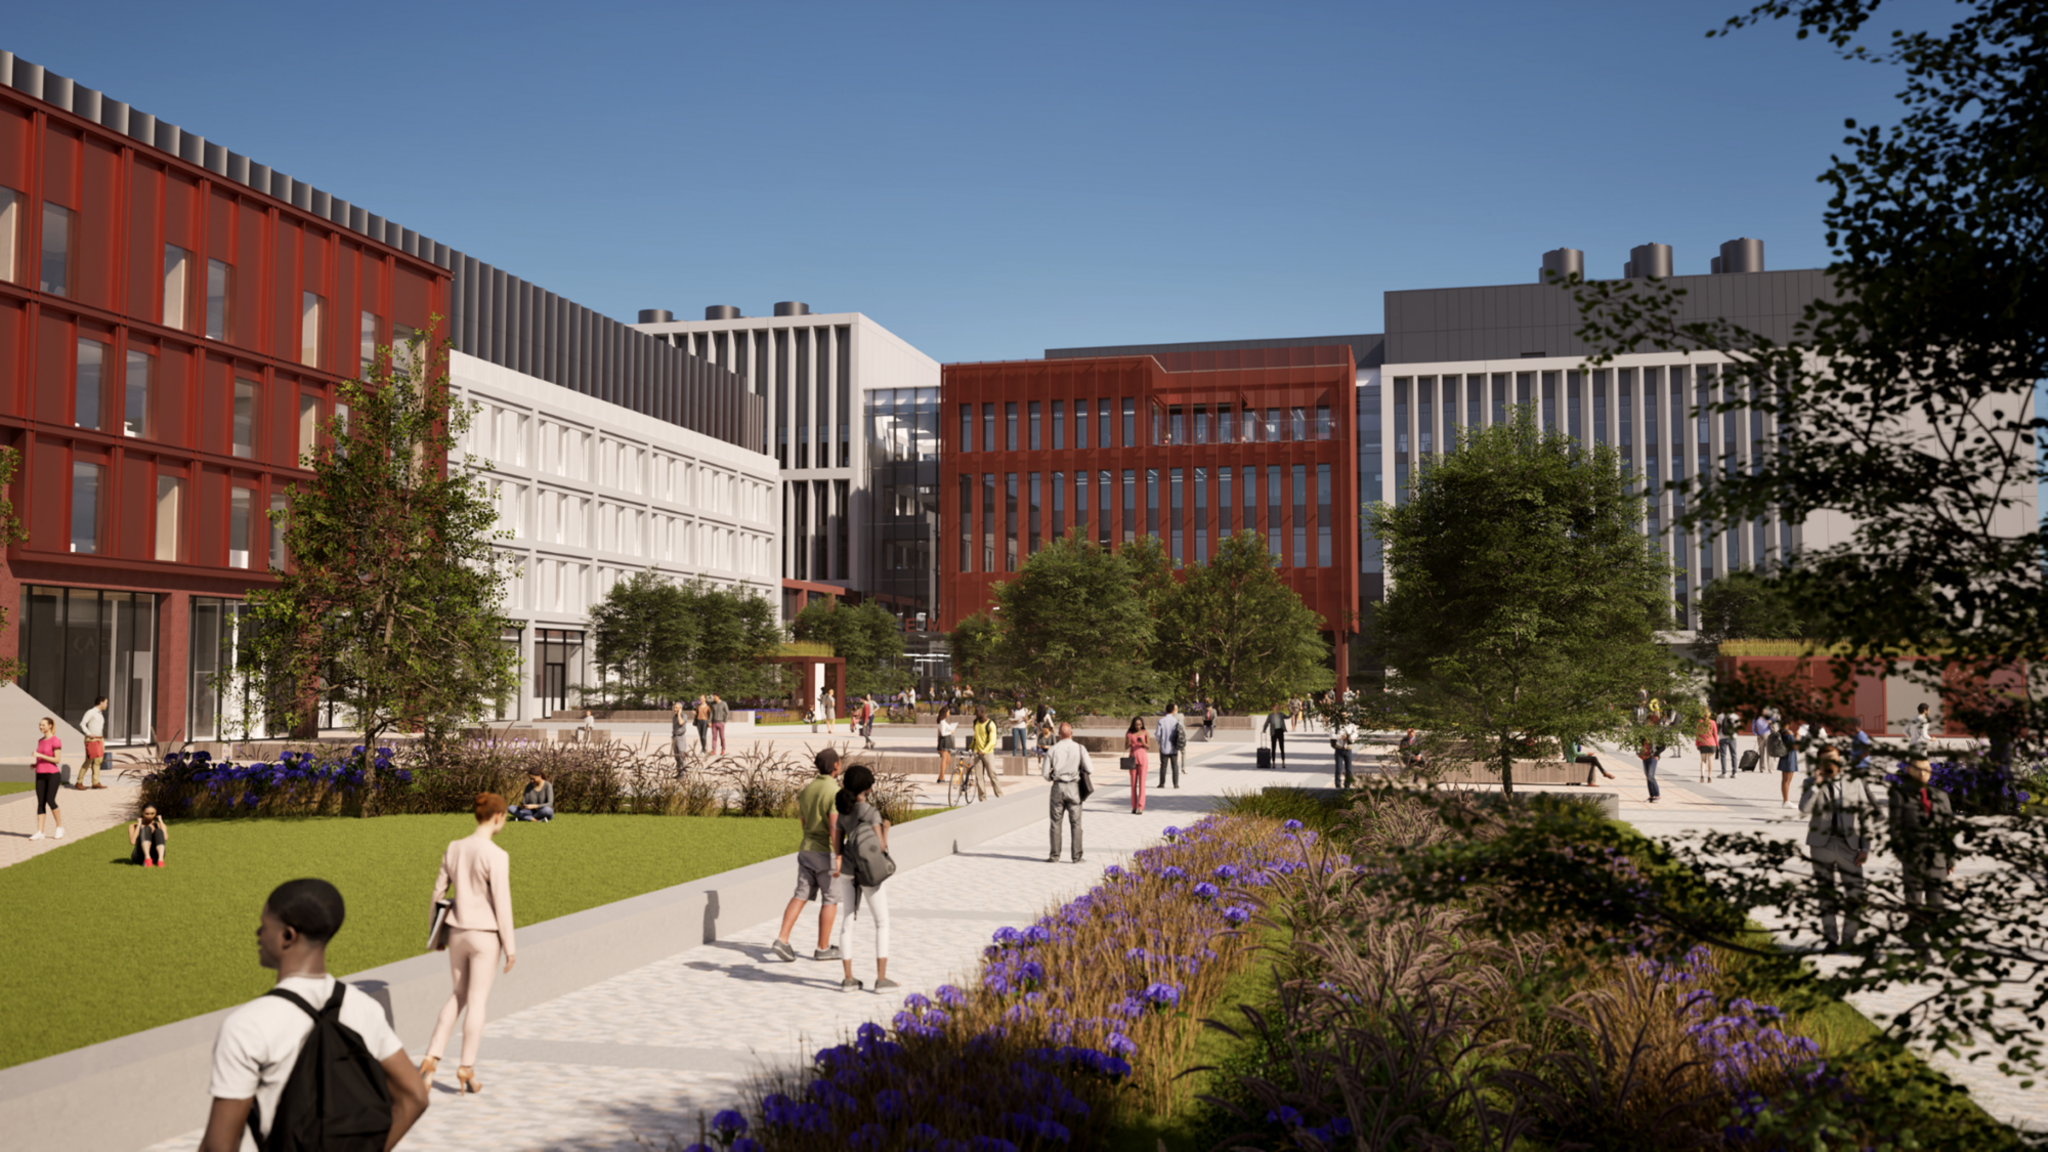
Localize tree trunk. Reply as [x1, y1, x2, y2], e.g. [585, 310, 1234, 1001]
[1500, 739, 1516, 798]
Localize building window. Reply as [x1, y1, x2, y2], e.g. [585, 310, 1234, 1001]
[1315, 405, 1332, 440]
[959, 404, 972, 454]
[1122, 398, 1136, 448]
[1075, 467, 1089, 538]
[1051, 400, 1064, 450]
[1242, 464, 1256, 535]
[1096, 470, 1110, 545]
[188, 597, 250, 740]
[1220, 466, 1234, 536]
[301, 292, 325, 368]
[1194, 467, 1208, 563]
[233, 379, 258, 458]
[392, 323, 418, 377]
[20, 586, 158, 746]
[1266, 409, 1283, 443]
[298, 394, 320, 465]
[229, 486, 255, 568]
[1028, 401, 1041, 451]
[1292, 407, 1307, 441]
[163, 245, 191, 328]
[75, 338, 106, 430]
[1267, 465, 1282, 561]
[960, 474, 973, 572]
[0, 187, 18, 283]
[1076, 399, 1090, 450]
[124, 351, 155, 438]
[1168, 407, 1183, 446]
[1005, 473, 1018, 572]
[270, 493, 288, 568]
[982, 473, 995, 572]
[1028, 472, 1041, 556]
[1051, 470, 1064, 539]
[70, 462, 103, 553]
[206, 259, 233, 341]
[1218, 405, 1234, 444]
[40, 203, 72, 296]
[1193, 407, 1208, 445]
[1293, 464, 1308, 568]
[360, 311, 378, 372]
[1005, 402, 1018, 452]
[982, 404, 996, 454]
[1169, 467, 1183, 563]
[1121, 469, 1135, 545]
[1317, 464, 1332, 568]
[155, 475, 184, 562]
[1146, 468, 1159, 541]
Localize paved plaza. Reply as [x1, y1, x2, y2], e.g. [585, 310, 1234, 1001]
[5, 725, 2026, 1146]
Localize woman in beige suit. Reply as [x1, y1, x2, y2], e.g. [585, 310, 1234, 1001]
[420, 793, 517, 1094]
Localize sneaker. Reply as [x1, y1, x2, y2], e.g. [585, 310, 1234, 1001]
[52, 827, 64, 839]
[29, 830, 43, 841]
[770, 939, 796, 962]
[874, 978, 900, 991]
[840, 978, 863, 993]
[813, 946, 843, 961]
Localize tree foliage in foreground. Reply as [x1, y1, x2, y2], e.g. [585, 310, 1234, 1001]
[1155, 531, 1333, 712]
[238, 321, 515, 756]
[790, 599, 911, 698]
[1364, 411, 1680, 794]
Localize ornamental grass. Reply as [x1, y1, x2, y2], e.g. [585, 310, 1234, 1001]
[668, 813, 1311, 1152]
[135, 738, 918, 822]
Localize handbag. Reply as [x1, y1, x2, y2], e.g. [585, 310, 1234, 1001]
[1119, 755, 1136, 774]
[1077, 763, 1094, 802]
[427, 898, 455, 952]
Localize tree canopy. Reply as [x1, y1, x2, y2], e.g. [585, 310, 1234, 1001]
[237, 321, 515, 755]
[588, 571, 782, 705]
[1156, 531, 1333, 712]
[790, 599, 911, 698]
[975, 532, 1164, 713]
[1689, 569, 1808, 665]
[1366, 410, 1680, 794]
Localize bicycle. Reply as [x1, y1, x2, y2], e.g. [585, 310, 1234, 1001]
[942, 747, 989, 808]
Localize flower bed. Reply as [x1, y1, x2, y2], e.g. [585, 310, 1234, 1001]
[137, 740, 919, 822]
[673, 813, 1309, 1151]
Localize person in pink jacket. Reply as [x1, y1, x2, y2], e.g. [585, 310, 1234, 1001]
[421, 792, 517, 1095]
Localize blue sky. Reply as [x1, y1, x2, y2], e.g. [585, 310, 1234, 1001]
[9, 1, 1922, 362]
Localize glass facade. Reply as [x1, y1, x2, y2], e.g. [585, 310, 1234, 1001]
[21, 586, 158, 745]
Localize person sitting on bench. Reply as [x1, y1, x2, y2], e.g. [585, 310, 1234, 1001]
[130, 805, 169, 867]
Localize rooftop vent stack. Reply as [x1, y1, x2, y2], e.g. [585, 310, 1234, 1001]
[1713, 237, 1765, 274]
[1624, 242, 1673, 280]
[704, 305, 742, 320]
[637, 309, 674, 324]
[1539, 248, 1584, 283]
[773, 301, 811, 317]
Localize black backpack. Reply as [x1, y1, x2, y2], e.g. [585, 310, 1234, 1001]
[256, 984, 393, 1152]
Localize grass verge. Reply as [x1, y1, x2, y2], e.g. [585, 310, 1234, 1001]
[0, 781, 32, 796]
[0, 812, 797, 1069]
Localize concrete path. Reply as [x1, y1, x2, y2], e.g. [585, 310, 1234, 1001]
[140, 733, 1337, 1152]
[1589, 738, 2043, 1133]
[0, 778, 141, 869]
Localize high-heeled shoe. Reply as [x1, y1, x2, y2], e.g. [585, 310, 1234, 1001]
[456, 1066, 480, 1094]
[417, 1056, 439, 1086]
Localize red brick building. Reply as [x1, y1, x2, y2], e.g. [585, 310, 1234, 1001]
[940, 346, 1359, 688]
[0, 77, 448, 744]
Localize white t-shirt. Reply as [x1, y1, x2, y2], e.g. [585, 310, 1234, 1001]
[210, 975, 403, 1151]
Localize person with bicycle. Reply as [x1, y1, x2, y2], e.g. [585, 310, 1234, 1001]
[969, 706, 1004, 800]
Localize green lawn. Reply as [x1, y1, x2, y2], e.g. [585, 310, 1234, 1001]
[0, 782, 31, 796]
[0, 813, 801, 1069]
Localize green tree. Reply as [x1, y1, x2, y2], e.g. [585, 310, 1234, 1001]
[1689, 569, 1807, 665]
[589, 571, 696, 706]
[989, 532, 1163, 714]
[948, 611, 1005, 690]
[1157, 531, 1333, 711]
[790, 599, 911, 697]
[238, 321, 515, 760]
[683, 580, 785, 700]
[1367, 410, 1678, 795]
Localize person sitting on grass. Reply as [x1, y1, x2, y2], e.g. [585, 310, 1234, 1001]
[130, 805, 170, 867]
[198, 879, 429, 1152]
[513, 770, 554, 822]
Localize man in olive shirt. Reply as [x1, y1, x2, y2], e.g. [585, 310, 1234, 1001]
[771, 749, 844, 962]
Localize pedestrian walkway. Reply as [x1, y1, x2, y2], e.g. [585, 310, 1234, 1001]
[141, 734, 1334, 1152]
[0, 780, 141, 869]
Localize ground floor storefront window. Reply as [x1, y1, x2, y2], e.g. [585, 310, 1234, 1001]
[19, 585, 158, 745]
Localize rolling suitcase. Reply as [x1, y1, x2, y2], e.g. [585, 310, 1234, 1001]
[1738, 749, 1760, 773]
[1256, 746, 1273, 771]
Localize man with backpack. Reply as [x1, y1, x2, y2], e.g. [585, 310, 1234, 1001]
[1155, 704, 1187, 790]
[200, 878, 429, 1152]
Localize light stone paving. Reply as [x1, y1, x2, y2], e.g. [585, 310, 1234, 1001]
[0, 779, 142, 869]
[142, 733, 1335, 1152]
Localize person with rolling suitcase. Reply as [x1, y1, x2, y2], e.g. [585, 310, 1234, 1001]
[1261, 705, 1288, 769]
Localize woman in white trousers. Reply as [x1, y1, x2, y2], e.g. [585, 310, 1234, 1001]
[422, 792, 517, 1094]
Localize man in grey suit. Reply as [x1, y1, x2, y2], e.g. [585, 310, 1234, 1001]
[1889, 757, 1957, 912]
[1798, 745, 1879, 950]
